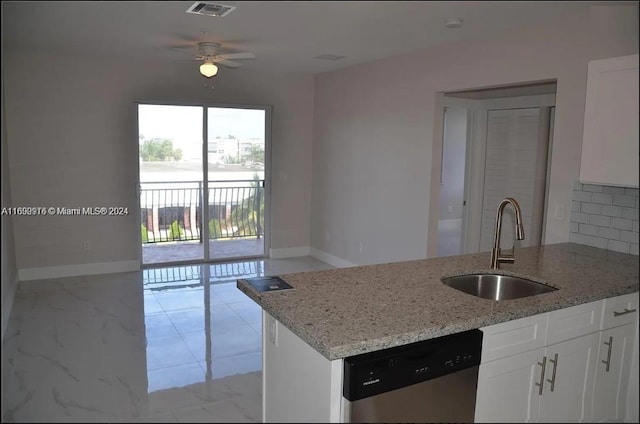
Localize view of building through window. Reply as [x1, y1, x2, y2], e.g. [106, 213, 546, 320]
[138, 104, 266, 264]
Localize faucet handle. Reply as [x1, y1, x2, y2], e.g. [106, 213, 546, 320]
[497, 247, 515, 263]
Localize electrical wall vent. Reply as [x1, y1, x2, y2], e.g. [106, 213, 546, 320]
[314, 54, 347, 61]
[186, 2, 236, 17]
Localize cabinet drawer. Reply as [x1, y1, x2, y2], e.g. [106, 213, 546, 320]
[601, 292, 639, 330]
[546, 299, 603, 346]
[480, 313, 548, 363]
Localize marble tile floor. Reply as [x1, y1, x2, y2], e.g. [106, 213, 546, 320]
[1, 256, 334, 423]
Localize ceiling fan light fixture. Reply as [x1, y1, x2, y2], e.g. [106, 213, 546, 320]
[200, 61, 219, 77]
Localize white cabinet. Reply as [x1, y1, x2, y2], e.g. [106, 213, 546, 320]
[476, 293, 639, 423]
[537, 333, 599, 423]
[476, 348, 545, 422]
[591, 292, 639, 422]
[579, 54, 639, 187]
[477, 334, 599, 423]
[476, 300, 602, 423]
[591, 324, 635, 422]
[262, 311, 343, 423]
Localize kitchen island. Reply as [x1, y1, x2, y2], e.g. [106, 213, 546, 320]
[237, 243, 639, 422]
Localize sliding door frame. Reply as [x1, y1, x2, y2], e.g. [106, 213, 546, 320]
[135, 99, 272, 267]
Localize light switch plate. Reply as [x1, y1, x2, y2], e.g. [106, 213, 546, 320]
[554, 203, 565, 220]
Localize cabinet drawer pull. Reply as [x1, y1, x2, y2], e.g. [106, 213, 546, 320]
[613, 308, 637, 317]
[546, 353, 558, 392]
[602, 336, 613, 372]
[535, 356, 547, 396]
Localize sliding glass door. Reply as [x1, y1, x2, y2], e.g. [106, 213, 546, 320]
[138, 103, 269, 266]
[205, 107, 266, 261]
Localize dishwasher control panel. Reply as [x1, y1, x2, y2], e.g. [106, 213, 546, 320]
[343, 329, 482, 401]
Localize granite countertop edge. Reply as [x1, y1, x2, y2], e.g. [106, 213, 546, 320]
[237, 243, 639, 361]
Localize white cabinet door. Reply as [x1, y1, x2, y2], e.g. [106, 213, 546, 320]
[591, 324, 635, 422]
[475, 348, 545, 423]
[477, 301, 603, 423]
[538, 332, 599, 423]
[579, 54, 639, 187]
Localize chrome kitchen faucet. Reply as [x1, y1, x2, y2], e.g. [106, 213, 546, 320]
[490, 198, 525, 270]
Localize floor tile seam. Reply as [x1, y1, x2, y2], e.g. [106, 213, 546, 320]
[145, 311, 202, 370]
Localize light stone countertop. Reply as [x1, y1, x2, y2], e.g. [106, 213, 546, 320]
[237, 243, 639, 360]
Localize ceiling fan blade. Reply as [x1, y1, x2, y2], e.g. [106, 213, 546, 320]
[213, 58, 243, 68]
[217, 52, 255, 60]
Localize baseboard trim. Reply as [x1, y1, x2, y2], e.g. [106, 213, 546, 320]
[1, 273, 19, 342]
[269, 246, 311, 259]
[310, 248, 356, 268]
[18, 260, 140, 281]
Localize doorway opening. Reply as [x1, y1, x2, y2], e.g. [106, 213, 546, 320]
[432, 81, 557, 257]
[138, 103, 270, 266]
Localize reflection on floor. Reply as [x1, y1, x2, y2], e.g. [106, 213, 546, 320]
[1, 256, 334, 422]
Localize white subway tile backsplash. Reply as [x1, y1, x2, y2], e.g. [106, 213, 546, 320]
[620, 230, 639, 244]
[590, 215, 611, 227]
[622, 207, 639, 220]
[592, 193, 613, 204]
[571, 211, 590, 224]
[571, 182, 639, 256]
[573, 191, 593, 202]
[601, 205, 623, 217]
[611, 217, 633, 231]
[570, 222, 579, 233]
[583, 184, 604, 192]
[581, 202, 602, 214]
[570, 233, 608, 249]
[599, 227, 620, 240]
[612, 194, 636, 207]
[579, 223, 598, 236]
[603, 186, 626, 194]
[608, 239, 630, 254]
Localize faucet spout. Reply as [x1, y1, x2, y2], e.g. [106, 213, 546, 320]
[490, 197, 525, 270]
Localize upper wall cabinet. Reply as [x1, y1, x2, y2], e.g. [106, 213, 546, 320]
[579, 54, 639, 188]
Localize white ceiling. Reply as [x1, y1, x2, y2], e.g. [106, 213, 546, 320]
[1, 1, 619, 75]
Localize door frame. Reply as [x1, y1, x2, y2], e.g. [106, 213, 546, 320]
[135, 100, 272, 267]
[428, 92, 556, 257]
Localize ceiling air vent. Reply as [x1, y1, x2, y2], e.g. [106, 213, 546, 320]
[186, 2, 236, 17]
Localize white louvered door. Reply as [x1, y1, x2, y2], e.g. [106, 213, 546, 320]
[478, 108, 548, 252]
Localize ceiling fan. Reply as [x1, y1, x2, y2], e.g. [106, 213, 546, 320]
[190, 41, 255, 77]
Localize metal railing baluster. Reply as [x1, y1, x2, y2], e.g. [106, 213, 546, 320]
[140, 180, 264, 244]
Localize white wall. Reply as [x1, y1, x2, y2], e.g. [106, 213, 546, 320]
[312, 4, 639, 265]
[3, 52, 315, 274]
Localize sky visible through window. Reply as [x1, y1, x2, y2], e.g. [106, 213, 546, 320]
[138, 104, 265, 183]
[138, 105, 265, 150]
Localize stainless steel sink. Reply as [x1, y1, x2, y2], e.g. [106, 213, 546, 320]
[441, 273, 557, 300]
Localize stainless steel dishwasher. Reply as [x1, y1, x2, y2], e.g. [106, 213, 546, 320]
[343, 329, 482, 423]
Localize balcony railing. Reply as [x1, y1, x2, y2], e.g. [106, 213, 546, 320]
[140, 180, 264, 244]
